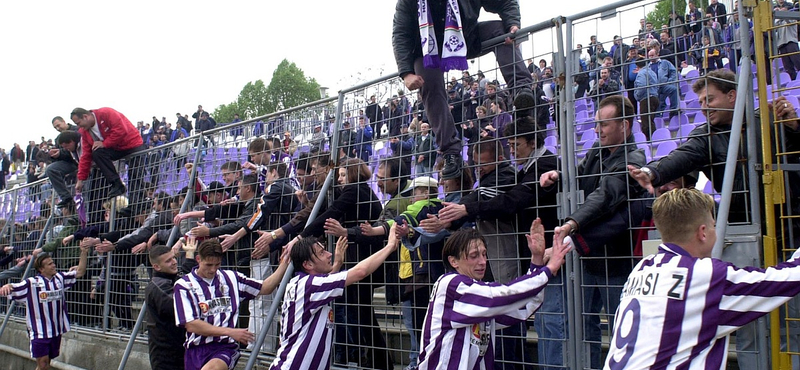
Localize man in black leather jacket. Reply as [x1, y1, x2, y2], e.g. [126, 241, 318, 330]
[629, 69, 800, 223]
[541, 95, 648, 369]
[393, 0, 535, 181]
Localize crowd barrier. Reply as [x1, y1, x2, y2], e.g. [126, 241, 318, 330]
[0, 0, 794, 369]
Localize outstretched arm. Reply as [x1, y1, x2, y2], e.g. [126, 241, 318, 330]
[346, 223, 400, 286]
[259, 257, 289, 296]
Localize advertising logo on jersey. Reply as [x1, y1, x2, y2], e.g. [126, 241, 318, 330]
[470, 322, 490, 356]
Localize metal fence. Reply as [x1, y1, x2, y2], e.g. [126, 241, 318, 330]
[0, 0, 794, 369]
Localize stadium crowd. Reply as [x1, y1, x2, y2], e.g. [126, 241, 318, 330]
[3, 2, 800, 370]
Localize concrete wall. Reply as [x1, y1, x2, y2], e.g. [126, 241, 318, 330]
[0, 320, 150, 370]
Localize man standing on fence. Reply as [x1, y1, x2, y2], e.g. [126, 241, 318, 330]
[392, 0, 537, 180]
[174, 239, 288, 370]
[70, 107, 145, 201]
[0, 244, 89, 370]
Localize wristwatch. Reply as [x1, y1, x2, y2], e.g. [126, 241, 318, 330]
[270, 231, 278, 240]
[640, 166, 654, 182]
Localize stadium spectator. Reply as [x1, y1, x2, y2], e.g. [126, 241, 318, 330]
[609, 36, 630, 74]
[706, 0, 728, 27]
[52, 116, 78, 133]
[389, 123, 415, 171]
[305, 124, 325, 153]
[176, 112, 193, 133]
[416, 221, 570, 370]
[10, 143, 24, 174]
[699, 35, 721, 75]
[145, 244, 197, 370]
[634, 59, 660, 140]
[354, 116, 373, 163]
[775, 1, 800, 80]
[173, 238, 288, 370]
[191, 105, 206, 126]
[0, 245, 89, 370]
[338, 121, 356, 160]
[0, 149, 7, 190]
[414, 122, 436, 176]
[629, 69, 800, 223]
[70, 107, 146, 200]
[488, 100, 513, 160]
[602, 188, 800, 368]
[724, 11, 753, 74]
[270, 228, 399, 370]
[47, 131, 82, 208]
[623, 47, 641, 107]
[541, 95, 648, 368]
[647, 49, 680, 118]
[589, 67, 621, 106]
[365, 95, 385, 139]
[393, 0, 537, 181]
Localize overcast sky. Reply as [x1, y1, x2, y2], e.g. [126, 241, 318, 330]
[0, 0, 684, 151]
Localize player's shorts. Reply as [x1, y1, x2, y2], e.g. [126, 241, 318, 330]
[184, 341, 240, 370]
[30, 335, 61, 359]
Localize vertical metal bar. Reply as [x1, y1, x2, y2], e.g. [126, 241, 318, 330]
[244, 93, 345, 370]
[710, 55, 752, 259]
[102, 192, 117, 332]
[117, 136, 205, 370]
[562, 16, 582, 370]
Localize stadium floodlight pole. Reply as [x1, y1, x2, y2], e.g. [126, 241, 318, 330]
[117, 135, 204, 370]
[0, 189, 57, 339]
[244, 89, 345, 370]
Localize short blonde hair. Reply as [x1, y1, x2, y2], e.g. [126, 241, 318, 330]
[652, 188, 715, 243]
[102, 196, 129, 211]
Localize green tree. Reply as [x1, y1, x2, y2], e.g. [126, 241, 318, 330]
[213, 101, 241, 123]
[237, 80, 270, 119]
[265, 59, 321, 114]
[645, 0, 708, 30]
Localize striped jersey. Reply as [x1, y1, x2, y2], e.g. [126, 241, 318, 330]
[418, 263, 552, 370]
[269, 271, 347, 370]
[173, 267, 262, 349]
[9, 270, 77, 339]
[604, 243, 800, 369]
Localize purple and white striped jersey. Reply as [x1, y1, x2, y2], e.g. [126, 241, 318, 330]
[418, 263, 552, 370]
[604, 243, 800, 370]
[173, 268, 262, 349]
[9, 270, 77, 339]
[269, 271, 347, 370]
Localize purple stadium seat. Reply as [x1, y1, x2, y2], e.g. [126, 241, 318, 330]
[693, 113, 706, 125]
[654, 140, 678, 160]
[576, 138, 595, 159]
[633, 132, 647, 143]
[787, 80, 800, 90]
[650, 128, 672, 143]
[679, 123, 698, 141]
[545, 145, 557, 155]
[653, 117, 665, 130]
[544, 136, 558, 147]
[775, 72, 792, 87]
[576, 110, 589, 121]
[668, 114, 690, 132]
[684, 90, 698, 102]
[577, 129, 597, 146]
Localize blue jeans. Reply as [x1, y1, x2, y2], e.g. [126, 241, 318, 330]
[401, 300, 419, 366]
[582, 270, 626, 369]
[45, 160, 77, 202]
[534, 271, 566, 370]
[658, 84, 679, 116]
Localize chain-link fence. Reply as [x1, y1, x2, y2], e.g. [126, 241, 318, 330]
[1, 0, 795, 369]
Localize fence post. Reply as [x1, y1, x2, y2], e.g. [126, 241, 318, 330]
[117, 134, 206, 370]
[101, 192, 117, 332]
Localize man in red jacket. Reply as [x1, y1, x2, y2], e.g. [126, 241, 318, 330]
[70, 107, 145, 199]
